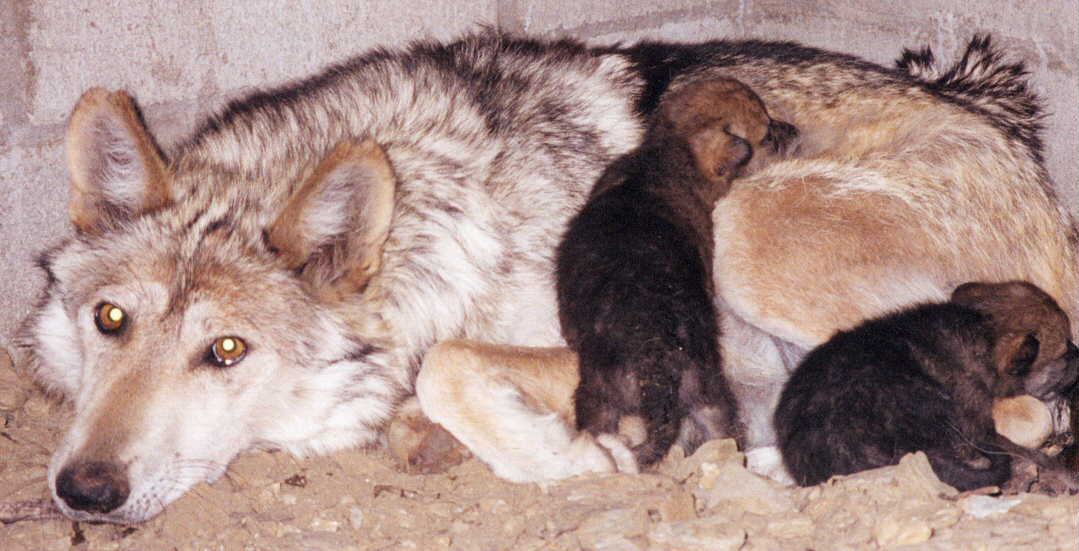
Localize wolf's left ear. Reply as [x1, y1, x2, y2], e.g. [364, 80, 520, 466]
[66, 88, 171, 234]
[267, 139, 396, 297]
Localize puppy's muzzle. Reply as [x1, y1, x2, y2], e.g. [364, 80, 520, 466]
[1061, 342, 1079, 395]
[1035, 341, 1079, 400]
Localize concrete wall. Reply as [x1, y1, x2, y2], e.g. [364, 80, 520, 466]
[2, 1, 1076, 343]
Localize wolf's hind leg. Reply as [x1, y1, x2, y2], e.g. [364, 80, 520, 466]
[415, 340, 630, 482]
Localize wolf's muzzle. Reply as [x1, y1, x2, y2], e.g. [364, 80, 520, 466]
[56, 461, 130, 514]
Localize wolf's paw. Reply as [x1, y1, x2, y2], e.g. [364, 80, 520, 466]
[387, 398, 471, 474]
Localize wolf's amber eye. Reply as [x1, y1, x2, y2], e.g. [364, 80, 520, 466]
[210, 337, 247, 367]
[94, 303, 127, 334]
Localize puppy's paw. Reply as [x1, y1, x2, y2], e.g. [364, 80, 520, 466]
[1004, 454, 1078, 496]
[388, 397, 471, 474]
[596, 433, 639, 474]
[993, 395, 1053, 449]
[1030, 461, 1079, 496]
[746, 446, 795, 485]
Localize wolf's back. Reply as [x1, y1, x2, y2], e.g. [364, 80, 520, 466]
[896, 35, 1042, 152]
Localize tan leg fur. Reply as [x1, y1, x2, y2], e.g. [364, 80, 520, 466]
[414, 340, 638, 482]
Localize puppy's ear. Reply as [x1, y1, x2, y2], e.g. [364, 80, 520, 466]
[66, 89, 171, 234]
[687, 125, 752, 185]
[999, 332, 1040, 377]
[950, 281, 990, 307]
[267, 138, 396, 299]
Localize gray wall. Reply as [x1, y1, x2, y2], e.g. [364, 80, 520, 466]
[2, 1, 1076, 344]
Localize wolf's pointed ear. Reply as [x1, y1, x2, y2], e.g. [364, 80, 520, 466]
[66, 88, 171, 234]
[267, 139, 396, 297]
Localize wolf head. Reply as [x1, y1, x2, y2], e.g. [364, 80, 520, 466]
[20, 89, 407, 523]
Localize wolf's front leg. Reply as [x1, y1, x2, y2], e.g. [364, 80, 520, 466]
[413, 340, 636, 482]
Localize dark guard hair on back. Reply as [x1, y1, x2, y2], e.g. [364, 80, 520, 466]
[556, 78, 797, 466]
[611, 35, 1047, 163]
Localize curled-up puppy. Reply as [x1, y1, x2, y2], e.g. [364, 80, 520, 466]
[776, 281, 1078, 493]
[557, 78, 798, 466]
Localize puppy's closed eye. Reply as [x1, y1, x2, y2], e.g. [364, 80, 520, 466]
[1007, 333, 1039, 377]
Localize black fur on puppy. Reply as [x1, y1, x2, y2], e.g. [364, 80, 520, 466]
[776, 281, 1079, 492]
[557, 78, 798, 466]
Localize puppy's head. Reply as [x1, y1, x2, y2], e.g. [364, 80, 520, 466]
[660, 78, 798, 191]
[952, 281, 1078, 399]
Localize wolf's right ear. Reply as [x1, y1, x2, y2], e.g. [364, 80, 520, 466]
[66, 88, 171, 234]
[267, 139, 396, 298]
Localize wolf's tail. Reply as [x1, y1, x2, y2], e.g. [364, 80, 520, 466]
[896, 35, 1043, 152]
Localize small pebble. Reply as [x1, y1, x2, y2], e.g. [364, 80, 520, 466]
[961, 495, 1021, 519]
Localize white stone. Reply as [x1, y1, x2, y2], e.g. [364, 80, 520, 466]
[961, 495, 1022, 519]
[873, 514, 933, 547]
[648, 518, 745, 551]
[577, 507, 648, 548]
[349, 508, 366, 530]
[694, 462, 796, 514]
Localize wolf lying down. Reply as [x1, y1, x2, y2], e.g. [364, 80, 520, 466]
[17, 30, 1079, 523]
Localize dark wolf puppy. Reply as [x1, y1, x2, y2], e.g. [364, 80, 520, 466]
[775, 281, 1078, 492]
[557, 79, 797, 466]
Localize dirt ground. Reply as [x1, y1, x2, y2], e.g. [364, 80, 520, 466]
[1, 349, 1076, 551]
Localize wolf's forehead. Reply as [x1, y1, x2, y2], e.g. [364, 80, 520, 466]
[169, 160, 298, 217]
[75, 211, 279, 298]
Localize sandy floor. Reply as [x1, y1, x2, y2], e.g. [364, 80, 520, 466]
[1, 350, 1076, 551]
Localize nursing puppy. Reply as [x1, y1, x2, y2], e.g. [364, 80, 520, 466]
[557, 78, 796, 465]
[775, 281, 1078, 492]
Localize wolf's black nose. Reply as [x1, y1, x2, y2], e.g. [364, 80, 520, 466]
[56, 461, 130, 514]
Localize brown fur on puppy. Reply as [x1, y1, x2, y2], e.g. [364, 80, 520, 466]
[776, 281, 1077, 493]
[558, 78, 796, 466]
[951, 281, 1078, 401]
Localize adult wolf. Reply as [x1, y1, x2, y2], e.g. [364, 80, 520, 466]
[18, 32, 1077, 523]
